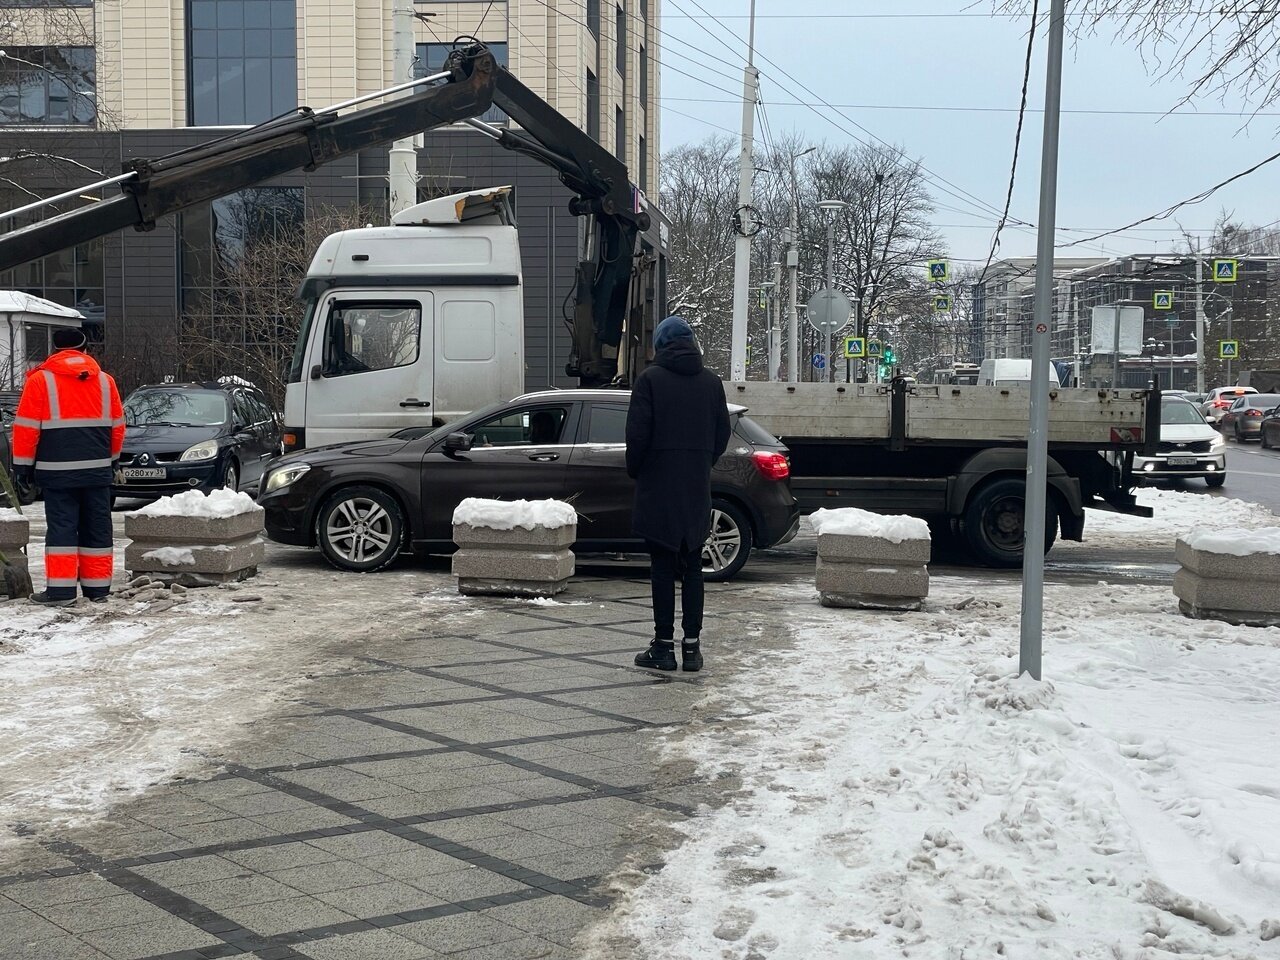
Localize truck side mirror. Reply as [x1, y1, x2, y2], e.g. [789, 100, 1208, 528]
[443, 432, 473, 452]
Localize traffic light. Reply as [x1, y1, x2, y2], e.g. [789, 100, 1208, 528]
[883, 345, 896, 365]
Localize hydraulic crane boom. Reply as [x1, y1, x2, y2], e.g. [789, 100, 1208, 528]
[0, 44, 654, 384]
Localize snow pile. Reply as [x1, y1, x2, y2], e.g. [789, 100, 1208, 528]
[1085, 487, 1274, 543]
[810, 506, 930, 543]
[141, 546, 196, 566]
[453, 497, 577, 530]
[1182, 527, 1280, 556]
[0, 507, 20, 519]
[132, 488, 259, 519]
[586, 578, 1280, 959]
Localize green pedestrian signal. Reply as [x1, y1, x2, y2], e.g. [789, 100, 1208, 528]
[883, 345, 896, 364]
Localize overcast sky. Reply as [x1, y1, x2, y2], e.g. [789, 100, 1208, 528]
[657, 0, 1280, 264]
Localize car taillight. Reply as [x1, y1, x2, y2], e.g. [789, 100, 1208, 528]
[1247, 409, 1263, 417]
[1213, 400, 1231, 408]
[752, 451, 790, 480]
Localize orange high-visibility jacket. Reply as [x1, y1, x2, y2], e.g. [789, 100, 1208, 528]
[11, 349, 125, 488]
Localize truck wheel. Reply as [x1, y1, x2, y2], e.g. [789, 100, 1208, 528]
[962, 478, 1057, 568]
[316, 485, 405, 572]
[1205, 474, 1226, 488]
[702, 499, 753, 582]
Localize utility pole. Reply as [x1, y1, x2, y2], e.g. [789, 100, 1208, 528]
[1194, 240, 1206, 393]
[769, 259, 783, 381]
[1020, 0, 1067, 682]
[728, 0, 759, 383]
[388, 0, 418, 217]
[786, 228, 799, 382]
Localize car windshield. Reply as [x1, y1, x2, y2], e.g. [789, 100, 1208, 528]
[125, 389, 229, 427]
[1161, 400, 1206, 425]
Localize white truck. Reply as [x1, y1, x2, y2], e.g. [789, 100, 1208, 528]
[735, 378, 1160, 565]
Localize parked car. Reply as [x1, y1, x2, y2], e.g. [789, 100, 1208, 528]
[1133, 396, 1227, 487]
[259, 389, 801, 581]
[1201, 385, 1258, 424]
[1261, 406, 1280, 449]
[113, 380, 283, 498]
[1220, 393, 1280, 442]
[0, 406, 39, 505]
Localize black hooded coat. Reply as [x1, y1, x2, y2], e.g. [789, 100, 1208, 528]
[625, 341, 732, 551]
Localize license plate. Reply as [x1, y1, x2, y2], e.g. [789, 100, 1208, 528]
[122, 467, 166, 480]
[1166, 457, 1196, 467]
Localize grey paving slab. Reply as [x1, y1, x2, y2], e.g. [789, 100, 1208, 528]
[0, 906, 69, 947]
[77, 917, 221, 960]
[169, 873, 302, 912]
[312, 879, 446, 917]
[397, 911, 527, 953]
[295, 927, 438, 960]
[0, 936, 115, 960]
[217, 893, 356, 936]
[4, 873, 123, 908]
[31, 892, 179, 933]
[221, 841, 340, 873]
[406, 867, 529, 903]
[265, 860, 389, 895]
[356, 847, 470, 883]
[483, 896, 607, 935]
[129, 854, 246, 889]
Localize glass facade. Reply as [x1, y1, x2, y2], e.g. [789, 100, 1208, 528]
[188, 0, 297, 126]
[0, 240, 105, 326]
[0, 46, 95, 125]
[586, 0, 600, 38]
[586, 69, 599, 142]
[415, 42, 507, 123]
[616, 4, 626, 75]
[615, 106, 624, 164]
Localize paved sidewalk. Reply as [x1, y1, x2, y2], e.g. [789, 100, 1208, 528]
[0, 557, 772, 960]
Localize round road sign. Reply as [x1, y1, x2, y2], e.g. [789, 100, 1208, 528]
[805, 288, 853, 333]
[811, 354, 827, 370]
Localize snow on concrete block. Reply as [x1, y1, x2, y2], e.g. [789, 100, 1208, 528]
[812, 507, 931, 611]
[125, 490, 265, 585]
[1175, 528, 1280, 626]
[451, 498, 577, 598]
[0, 510, 30, 575]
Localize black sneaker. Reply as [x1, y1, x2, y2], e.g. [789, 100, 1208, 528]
[681, 641, 704, 673]
[28, 591, 76, 607]
[635, 640, 677, 671]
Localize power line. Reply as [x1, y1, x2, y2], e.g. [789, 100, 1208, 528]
[657, 96, 1280, 119]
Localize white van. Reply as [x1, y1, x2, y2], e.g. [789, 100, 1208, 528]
[978, 358, 1061, 388]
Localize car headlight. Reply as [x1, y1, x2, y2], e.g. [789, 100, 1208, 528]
[180, 440, 220, 462]
[263, 462, 310, 494]
[1210, 433, 1226, 449]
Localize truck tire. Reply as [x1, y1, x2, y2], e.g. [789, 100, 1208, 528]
[316, 485, 405, 572]
[962, 478, 1057, 568]
[702, 499, 753, 582]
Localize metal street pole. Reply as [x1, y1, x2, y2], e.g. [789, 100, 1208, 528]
[388, 0, 419, 217]
[1112, 303, 1122, 388]
[728, 0, 759, 383]
[824, 215, 836, 382]
[1226, 308, 1234, 384]
[770, 259, 782, 381]
[786, 227, 799, 382]
[1195, 241, 1206, 393]
[1019, 0, 1067, 682]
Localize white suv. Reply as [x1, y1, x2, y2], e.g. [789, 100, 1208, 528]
[1135, 397, 1227, 487]
[1201, 385, 1257, 424]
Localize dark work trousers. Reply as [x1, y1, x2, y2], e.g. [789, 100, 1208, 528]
[43, 485, 114, 600]
[647, 539, 704, 641]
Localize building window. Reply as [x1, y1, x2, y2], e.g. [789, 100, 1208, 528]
[639, 44, 647, 110]
[638, 135, 647, 193]
[0, 240, 105, 325]
[179, 187, 304, 320]
[188, 0, 297, 126]
[586, 69, 599, 141]
[0, 47, 95, 125]
[416, 42, 507, 123]
[615, 106, 625, 163]
[586, 0, 600, 38]
[616, 4, 626, 76]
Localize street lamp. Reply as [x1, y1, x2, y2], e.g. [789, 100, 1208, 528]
[785, 147, 816, 383]
[816, 199, 848, 382]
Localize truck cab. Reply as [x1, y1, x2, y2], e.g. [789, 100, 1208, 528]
[283, 187, 525, 451]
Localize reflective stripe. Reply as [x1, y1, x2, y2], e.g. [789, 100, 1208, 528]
[35, 457, 115, 471]
[77, 546, 115, 557]
[79, 577, 113, 588]
[41, 370, 59, 419]
[46, 577, 80, 587]
[99, 373, 110, 419]
[11, 455, 34, 465]
[46, 546, 79, 556]
[113, 417, 126, 427]
[12, 416, 40, 429]
[40, 417, 115, 429]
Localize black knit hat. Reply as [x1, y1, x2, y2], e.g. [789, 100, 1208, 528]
[52, 327, 88, 350]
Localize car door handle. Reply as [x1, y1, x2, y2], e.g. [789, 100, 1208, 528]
[528, 453, 559, 462]
[399, 400, 431, 408]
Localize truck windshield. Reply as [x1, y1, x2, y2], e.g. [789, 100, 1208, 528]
[287, 299, 318, 384]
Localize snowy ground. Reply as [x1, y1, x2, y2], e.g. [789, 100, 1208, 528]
[586, 494, 1280, 959]
[1080, 486, 1276, 547]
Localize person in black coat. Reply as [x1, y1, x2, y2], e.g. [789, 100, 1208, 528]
[626, 316, 731, 672]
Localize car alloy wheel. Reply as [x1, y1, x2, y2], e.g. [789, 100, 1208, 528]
[223, 463, 238, 492]
[702, 499, 753, 582]
[316, 485, 405, 572]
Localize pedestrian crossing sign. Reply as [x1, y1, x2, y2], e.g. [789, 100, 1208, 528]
[843, 337, 866, 358]
[1219, 340, 1239, 359]
[933, 295, 952, 312]
[867, 339, 883, 359]
[1213, 259, 1238, 282]
[927, 260, 949, 282]
[1153, 291, 1173, 310]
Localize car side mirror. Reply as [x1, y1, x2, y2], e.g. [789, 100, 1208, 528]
[443, 432, 473, 452]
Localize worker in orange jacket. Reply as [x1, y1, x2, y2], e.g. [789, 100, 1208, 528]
[11, 328, 125, 606]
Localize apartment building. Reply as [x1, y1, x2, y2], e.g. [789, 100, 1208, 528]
[0, 0, 663, 390]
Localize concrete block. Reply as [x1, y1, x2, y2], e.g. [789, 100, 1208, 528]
[451, 548, 575, 583]
[816, 532, 931, 564]
[816, 556, 928, 611]
[124, 508, 264, 545]
[458, 576, 571, 598]
[126, 537, 264, 582]
[1175, 538, 1280, 582]
[451, 520, 577, 599]
[0, 514, 30, 574]
[1173, 568, 1280, 627]
[453, 521, 576, 550]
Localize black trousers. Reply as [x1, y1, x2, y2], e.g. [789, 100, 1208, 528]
[43, 485, 114, 600]
[648, 540, 704, 641]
